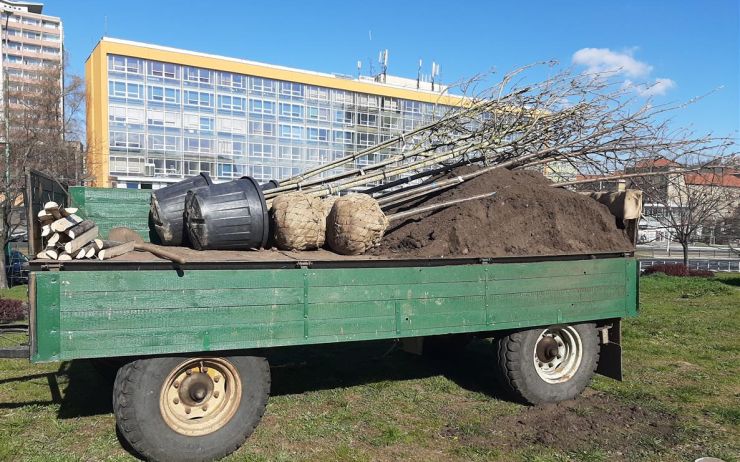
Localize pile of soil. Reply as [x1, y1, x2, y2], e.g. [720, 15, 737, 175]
[372, 166, 633, 258]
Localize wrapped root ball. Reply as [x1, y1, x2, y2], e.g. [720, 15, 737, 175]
[327, 194, 388, 255]
[270, 192, 325, 250]
[320, 196, 337, 221]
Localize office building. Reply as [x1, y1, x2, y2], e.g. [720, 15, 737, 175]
[86, 38, 464, 188]
[0, 1, 63, 133]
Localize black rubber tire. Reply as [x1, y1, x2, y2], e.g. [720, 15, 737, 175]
[113, 355, 270, 462]
[495, 323, 599, 404]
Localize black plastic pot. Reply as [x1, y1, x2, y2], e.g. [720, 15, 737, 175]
[151, 173, 213, 246]
[260, 179, 280, 191]
[185, 177, 269, 250]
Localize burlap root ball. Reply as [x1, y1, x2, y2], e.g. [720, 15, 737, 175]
[326, 194, 389, 255]
[270, 192, 326, 250]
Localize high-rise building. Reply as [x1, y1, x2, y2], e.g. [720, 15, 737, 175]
[0, 1, 63, 132]
[86, 38, 464, 189]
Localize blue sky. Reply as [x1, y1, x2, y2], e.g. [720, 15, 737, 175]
[45, 0, 739, 138]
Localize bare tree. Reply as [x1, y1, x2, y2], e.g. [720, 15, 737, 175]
[0, 60, 85, 288]
[628, 155, 738, 266]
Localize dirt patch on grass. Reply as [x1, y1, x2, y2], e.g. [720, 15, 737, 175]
[441, 390, 677, 458]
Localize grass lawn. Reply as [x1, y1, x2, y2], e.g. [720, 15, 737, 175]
[0, 273, 737, 461]
[0, 285, 28, 302]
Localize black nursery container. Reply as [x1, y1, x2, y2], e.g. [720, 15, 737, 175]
[150, 173, 212, 246]
[185, 177, 269, 250]
[260, 179, 280, 191]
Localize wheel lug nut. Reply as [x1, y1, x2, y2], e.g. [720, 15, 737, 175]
[173, 380, 179, 389]
[185, 369, 192, 376]
[202, 405, 208, 412]
[185, 407, 191, 414]
[214, 375, 220, 383]
[556, 355, 562, 359]
[214, 391, 219, 398]
[173, 397, 179, 404]
[548, 362, 553, 367]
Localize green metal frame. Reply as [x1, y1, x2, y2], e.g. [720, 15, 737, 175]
[32, 257, 638, 362]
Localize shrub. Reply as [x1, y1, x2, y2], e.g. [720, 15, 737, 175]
[642, 263, 714, 278]
[0, 298, 27, 323]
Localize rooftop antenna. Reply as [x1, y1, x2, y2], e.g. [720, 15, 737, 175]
[431, 61, 440, 91]
[356, 60, 362, 78]
[378, 49, 388, 83]
[417, 59, 423, 89]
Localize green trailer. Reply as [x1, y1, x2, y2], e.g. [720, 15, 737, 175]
[16, 176, 640, 462]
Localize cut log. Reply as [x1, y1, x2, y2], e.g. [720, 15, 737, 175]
[44, 202, 63, 219]
[45, 248, 59, 259]
[51, 214, 83, 233]
[47, 232, 66, 247]
[63, 226, 99, 254]
[66, 220, 95, 239]
[93, 238, 104, 250]
[57, 252, 73, 261]
[78, 242, 98, 259]
[36, 251, 50, 259]
[97, 239, 121, 250]
[41, 224, 51, 237]
[37, 211, 53, 222]
[97, 241, 135, 260]
[61, 207, 78, 217]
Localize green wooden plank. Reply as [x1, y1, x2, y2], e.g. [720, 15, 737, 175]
[307, 266, 485, 286]
[307, 300, 394, 320]
[60, 304, 305, 331]
[60, 269, 305, 292]
[60, 287, 304, 310]
[33, 273, 61, 362]
[309, 280, 484, 303]
[488, 258, 626, 280]
[307, 315, 397, 337]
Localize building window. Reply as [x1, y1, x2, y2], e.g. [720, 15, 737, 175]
[22, 30, 41, 40]
[307, 127, 329, 141]
[110, 106, 144, 125]
[184, 137, 213, 153]
[110, 81, 144, 100]
[183, 114, 214, 131]
[218, 140, 245, 156]
[250, 77, 275, 94]
[280, 81, 303, 97]
[249, 120, 275, 136]
[279, 124, 302, 140]
[250, 143, 276, 159]
[305, 86, 329, 101]
[147, 109, 181, 127]
[148, 86, 180, 104]
[307, 106, 329, 121]
[184, 67, 213, 84]
[110, 132, 144, 149]
[333, 130, 353, 145]
[148, 61, 178, 79]
[110, 56, 143, 74]
[217, 116, 246, 134]
[334, 110, 353, 124]
[42, 20, 59, 29]
[332, 90, 353, 104]
[217, 72, 246, 89]
[279, 102, 303, 118]
[279, 146, 301, 161]
[148, 134, 179, 151]
[403, 101, 422, 114]
[218, 95, 246, 111]
[184, 90, 214, 108]
[357, 112, 377, 127]
[249, 99, 275, 115]
[42, 32, 60, 41]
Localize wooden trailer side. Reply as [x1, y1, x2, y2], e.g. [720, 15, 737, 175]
[31, 257, 638, 362]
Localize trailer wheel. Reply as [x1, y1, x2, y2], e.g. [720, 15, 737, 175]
[113, 355, 270, 462]
[495, 323, 599, 404]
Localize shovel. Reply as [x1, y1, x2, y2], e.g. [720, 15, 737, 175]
[108, 227, 187, 265]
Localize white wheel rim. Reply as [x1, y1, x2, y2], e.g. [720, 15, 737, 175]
[533, 326, 583, 384]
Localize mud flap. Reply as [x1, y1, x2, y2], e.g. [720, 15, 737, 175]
[596, 319, 623, 381]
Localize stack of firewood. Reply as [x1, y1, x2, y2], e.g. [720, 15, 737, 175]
[35, 202, 133, 261]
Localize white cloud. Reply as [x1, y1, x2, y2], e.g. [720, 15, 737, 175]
[573, 48, 676, 97]
[572, 48, 652, 78]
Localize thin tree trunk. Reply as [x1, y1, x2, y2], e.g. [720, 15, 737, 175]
[682, 241, 689, 268]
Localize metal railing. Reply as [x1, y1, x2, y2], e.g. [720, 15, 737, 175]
[639, 258, 740, 273]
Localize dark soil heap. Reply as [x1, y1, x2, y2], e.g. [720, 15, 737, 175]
[372, 166, 633, 258]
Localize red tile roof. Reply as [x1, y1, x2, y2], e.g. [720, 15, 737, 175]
[684, 171, 740, 188]
[633, 157, 682, 169]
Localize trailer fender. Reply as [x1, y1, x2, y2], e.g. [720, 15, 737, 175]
[595, 319, 623, 381]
